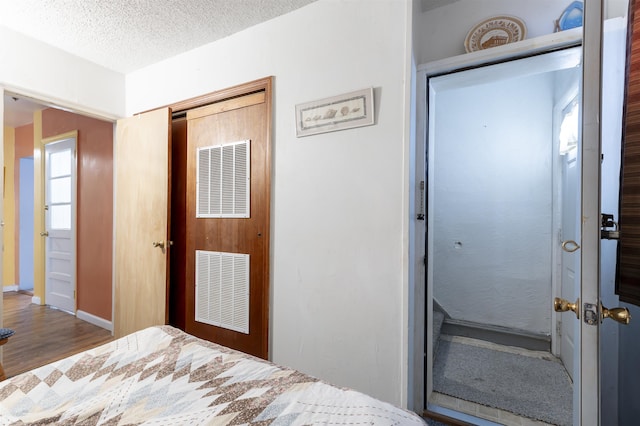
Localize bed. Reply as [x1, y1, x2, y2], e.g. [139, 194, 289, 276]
[0, 325, 425, 425]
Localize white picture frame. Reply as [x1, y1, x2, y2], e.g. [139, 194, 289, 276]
[295, 87, 375, 137]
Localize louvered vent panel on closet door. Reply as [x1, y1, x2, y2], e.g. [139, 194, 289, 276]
[197, 140, 250, 218]
[195, 250, 249, 334]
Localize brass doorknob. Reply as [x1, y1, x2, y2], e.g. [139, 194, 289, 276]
[554, 297, 580, 319]
[561, 240, 581, 253]
[152, 241, 165, 249]
[601, 305, 631, 325]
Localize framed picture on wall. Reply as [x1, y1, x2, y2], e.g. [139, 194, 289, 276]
[295, 88, 375, 137]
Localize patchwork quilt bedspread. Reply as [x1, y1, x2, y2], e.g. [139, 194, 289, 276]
[0, 325, 425, 425]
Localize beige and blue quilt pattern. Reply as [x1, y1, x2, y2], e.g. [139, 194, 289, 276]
[0, 326, 424, 425]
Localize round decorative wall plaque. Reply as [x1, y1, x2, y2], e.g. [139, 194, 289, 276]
[464, 16, 527, 53]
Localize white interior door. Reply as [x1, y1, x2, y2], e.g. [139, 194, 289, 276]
[560, 147, 580, 382]
[44, 137, 76, 313]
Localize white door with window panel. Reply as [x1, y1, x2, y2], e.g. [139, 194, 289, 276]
[44, 137, 76, 313]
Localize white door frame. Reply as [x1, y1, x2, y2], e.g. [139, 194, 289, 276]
[579, 0, 604, 422]
[416, 7, 605, 421]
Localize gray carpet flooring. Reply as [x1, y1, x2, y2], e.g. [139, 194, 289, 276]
[433, 311, 445, 357]
[433, 338, 572, 426]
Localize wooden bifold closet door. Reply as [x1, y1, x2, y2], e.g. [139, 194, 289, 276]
[114, 79, 272, 360]
[183, 89, 271, 359]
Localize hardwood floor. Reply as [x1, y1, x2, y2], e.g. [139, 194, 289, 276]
[2, 291, 114, 378]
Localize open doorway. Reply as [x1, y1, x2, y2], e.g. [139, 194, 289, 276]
[2, 93, 115, 373]
[426, 47, 581, 426]
[18, 156, 34, 293]
[422, 17, 628, 425]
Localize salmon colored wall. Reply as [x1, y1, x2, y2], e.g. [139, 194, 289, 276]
[14, 124, 34, 288]
[42, 108, 113, 321]
[3, 126, 16, 288]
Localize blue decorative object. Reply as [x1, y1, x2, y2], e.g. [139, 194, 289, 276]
[0, 328, 15, 339]
[556, 1, 584, 31]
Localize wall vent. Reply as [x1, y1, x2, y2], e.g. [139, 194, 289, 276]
[195, 250, 249, 334]
[196, 140, 250, 218]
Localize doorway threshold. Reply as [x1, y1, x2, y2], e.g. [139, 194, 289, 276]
[430, 392, 555, 426]
[433, 335, 572, 425]
[427, 400, 503, 426]
[441, 318, 550, 352]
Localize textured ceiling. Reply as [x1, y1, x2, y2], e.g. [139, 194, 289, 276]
[1, 0, 317, 126]
[1, 0, 456, 126]
[0, 0, 317, 74]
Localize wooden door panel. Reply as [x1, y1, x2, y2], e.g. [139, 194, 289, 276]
[115, 108, 171, 338]
[618, 0, 640, 305]
[169, 118, 188, 330]
[185, 93, 270, 359]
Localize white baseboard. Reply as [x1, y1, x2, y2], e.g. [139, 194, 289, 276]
[31, 296, 42, 305]
[3, 285, 18, 292]
[77, 310, 113, 333]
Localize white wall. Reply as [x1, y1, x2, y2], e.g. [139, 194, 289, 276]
[0, 0, 629, 414]
[0, 90, 3, 326]
[415, 0, 628, 65]
[431, 71, 554, 334]
[126, 0, 412, 406]
[600, 17, 628, 425]
[409, 0, 425, 412]
[0, 26, 124, 119]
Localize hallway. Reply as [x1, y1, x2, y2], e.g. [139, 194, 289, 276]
[433, 333, 572, 425]
[2, 291, 113, 378]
